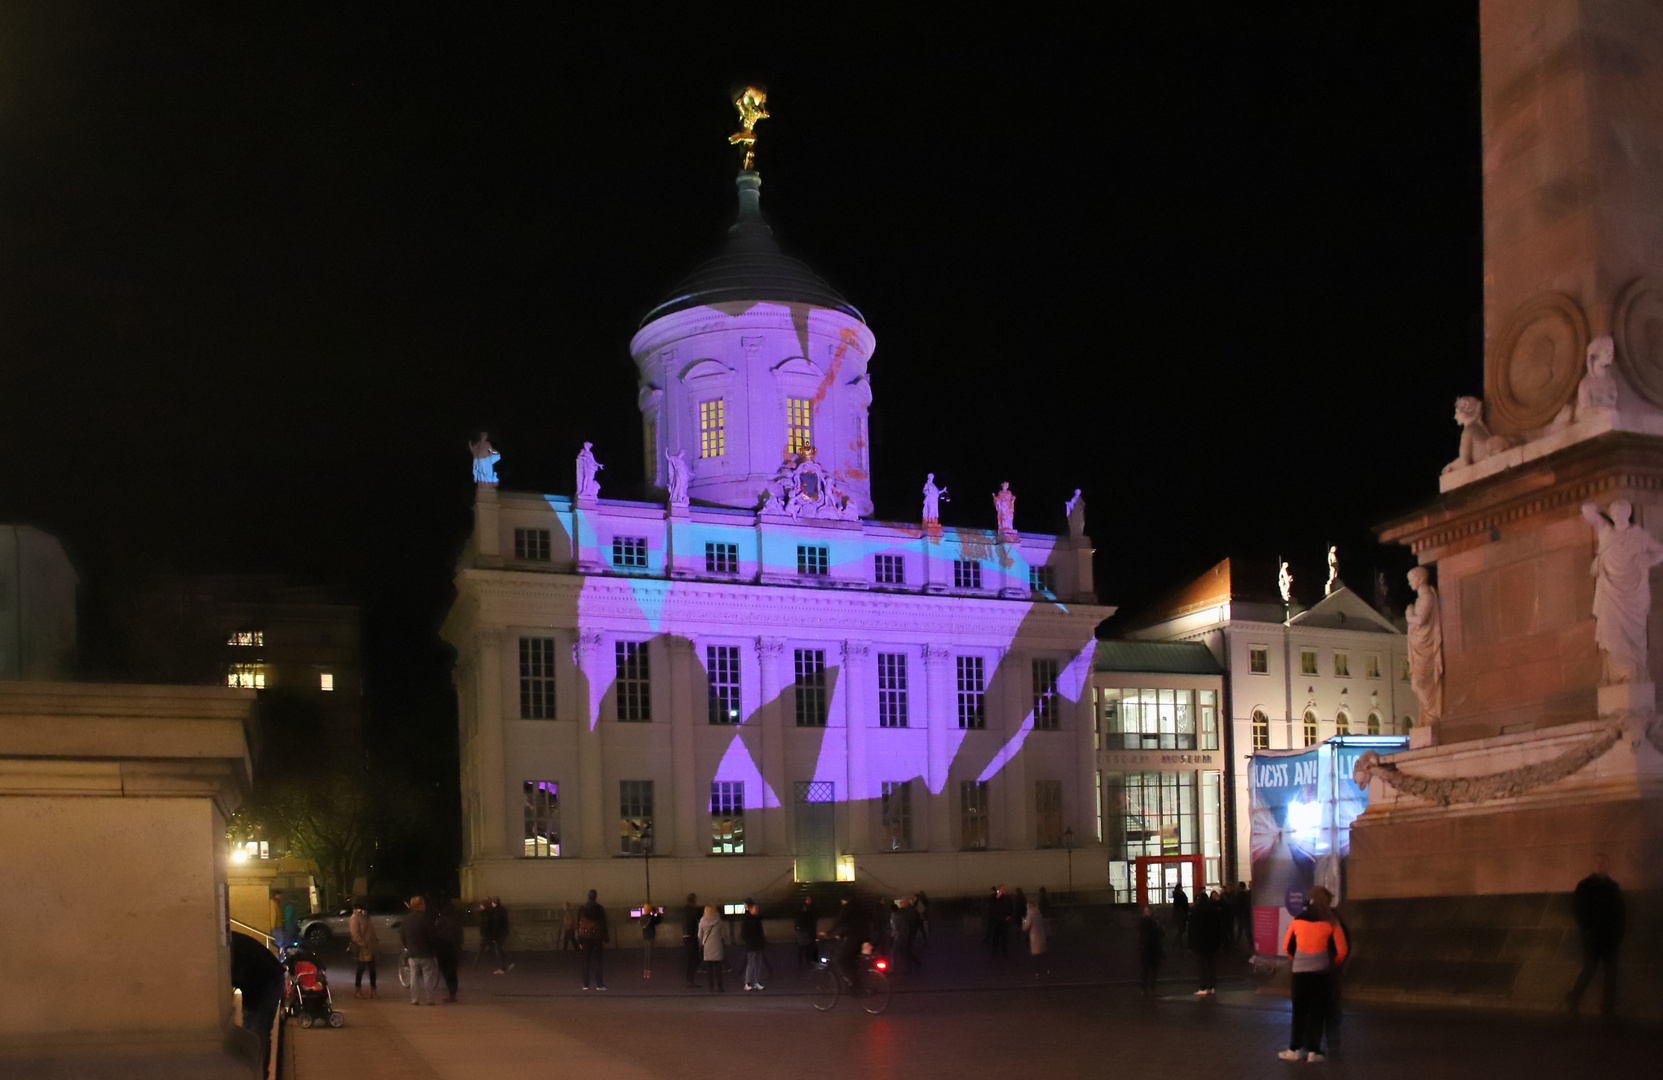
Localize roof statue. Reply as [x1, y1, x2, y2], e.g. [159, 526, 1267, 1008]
[728, 86, 769, 171]
[1582, 499, 1663, 685]
[665, 450, 690, 508]
[1277, 560, 1293, 606]
[576, 441, 603, 500]
[470, 432, 500, 486]
[1325, 546, 1339, 596]
[1066, 489, 1086, 539]
[993, 482, 1016, 538]
[922, 473, 948, 524]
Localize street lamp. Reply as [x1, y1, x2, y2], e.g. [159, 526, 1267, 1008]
[1063, 827, 1075, 899]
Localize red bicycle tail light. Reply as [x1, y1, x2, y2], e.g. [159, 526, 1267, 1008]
[875, 960, 887, 970]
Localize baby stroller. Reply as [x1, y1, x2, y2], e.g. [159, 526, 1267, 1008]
[282, 946, 345, 1028]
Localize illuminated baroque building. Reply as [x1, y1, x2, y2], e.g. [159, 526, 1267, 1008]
[443, 110, 1111, 907]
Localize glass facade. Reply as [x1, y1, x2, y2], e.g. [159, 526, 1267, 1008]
[1103, 769, 1225, 902]
[1097, 687, 1219, 751]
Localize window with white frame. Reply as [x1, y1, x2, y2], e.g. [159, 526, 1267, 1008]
[953, 559, 982, 589]
[612, 536, 648, 568]
[881, 780, 913, 851]
[797, 545, 829, 576]
[1301, 650, 1318, 676]
[1029, 565, 1056, 593]
[960, 780, 990, 850]
[710, 781, 744, 854]
[877, 652, 908, 728]
[519, 637, 556, 718]
[699, 398, 726, 458]
[957, 655, 986, 729]
[794, 649, 828, 727]
[1366, 654, 1381, 679]
[1303, 710, 1319, 746]
[514, 528, 551, 561]
[707, 645, 741, 724]
[1032, 658, 1060, 730]
[1334, 653, 1350, 678]
[1252, 709, 1270, 750]
[786, 397, 813, 453]
[1249, 647, 1269, 674]
[1036, 779, 1064, 848]
[523, 781, 560, 857]
[620, 780, 654, 855]
[875, 554, 905, 585]
[615, 641, 651, 721]
[705, 542, 739, 574]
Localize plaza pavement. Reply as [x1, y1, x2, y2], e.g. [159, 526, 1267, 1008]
[287, 918, 1657, 1080]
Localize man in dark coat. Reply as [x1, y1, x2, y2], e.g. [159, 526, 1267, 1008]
[1566, 854, 1626, 1015]
[1137, 905, 1165, 998]
[682, 892, 702, 988]
[1171, 885, 1190, 947]
[794, 896, 818, 966]
[576, 888, 610, 990]
[988, 887, 1013, 958]
[1188, 893, 1223, 995]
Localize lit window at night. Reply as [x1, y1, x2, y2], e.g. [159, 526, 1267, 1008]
[226, 664, 265, 689]
[877, 652, 908, 728]
[612, 536, 648, 568]
[1367, 712, 1381, 735]
[705, 542, 739, 574]
[615, 641, 651, 721]
[953, 559, 982, 590]
[228, 631, 263, 647]
[514, 528, 551, 561]
[1249, 647, 1268, 674]
[707, 645, 741, 724]
[1335, 711, 1350, 736]
[710, 781, 744, 855]
[620, 780, 653, 855]
[523, 781, 560, 858]
[794, 649, 828, 727]
[1366, 654, 1381, 679]
[882, 780, 912, 851]
[1303, 710, 1319, 746]
[956, 656, 985, 729]
[786, 397, 812, 453]
[1029, 565, 1055, 593]
[1252, 710, 1270, 750]
[319, 672, 334, 692]
[1333, 653, 1350, 678]
[519, 637, 556, 719]
[699, 398, 726, 458]
[797, 544, 829, 576]
[1301, 650, 1318, 676]
[960, 780, 989, 850]
[875, 554, 905, 585]
[1032, 658, 1060, 730]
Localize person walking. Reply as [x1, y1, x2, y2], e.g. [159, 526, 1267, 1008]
[483, 896, 513, 974]
[794, 896, 818, 966]
[698, 905, 726, 991]
[988, 887, 1012, 959]
[577, 889, 610, 990]
[1279, 886, 1347, 1063]
[897, 896, 923, 972]
[640, 903, 660, 978]
[560, 901, 578, 951]
[1566, 853, 1626, 1016]
[433, 900, 461, 1003]
[1137, 905, 1165, 998]
[1189, 893, 1223, 996]
[1170, 884, 1190, 948]
[740, 900, 767, 990]
[231, 930, 285, 1076]
[1021, 899, 1048, 980]
[348, 900, 379, 998]
[682, 893, 703, 988]
[400, 896, 440, 1006]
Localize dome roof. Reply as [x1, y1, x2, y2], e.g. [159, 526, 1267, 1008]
[639, 171, 863, 327]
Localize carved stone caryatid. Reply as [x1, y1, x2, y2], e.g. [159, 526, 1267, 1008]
[1405, 566, 1444, 726]
[1582, 500, 1663, 685]
[993, 482, 1017, 539]
[470, 432, 501, 485]
[1065, 488, 1086, 539]
[1442, 396, 1514, 475]
[665, 450, 690, 508]
[1352, 724, 1623, 807]
[575, 441, 603, 500]
[922, 473, 948, 524]
[1577, 336, 1618, 415]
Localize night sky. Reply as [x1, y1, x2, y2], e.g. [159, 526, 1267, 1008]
[0, 7, 1480, 882]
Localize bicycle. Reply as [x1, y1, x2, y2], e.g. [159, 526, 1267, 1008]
[809, 941, 891, 1015]
[396, 948, 412, 989]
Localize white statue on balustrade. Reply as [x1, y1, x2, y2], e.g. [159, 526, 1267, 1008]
[922, 473, 948, 524]
[1065, 489, 1086, 539]
[1325, 546, 1339, 596]
[665, 451, 690, 508]
[1582, 499, 1663, 685]
[470, 433, 500, 485]
[993, 482, 1016, 537]
[1278, 560, 1293, 606]
[1405, 566, 1444, 725]
[576, 441, 603, 499]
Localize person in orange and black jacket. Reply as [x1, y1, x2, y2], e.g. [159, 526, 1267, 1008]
[1279, 886, 1347, 1064]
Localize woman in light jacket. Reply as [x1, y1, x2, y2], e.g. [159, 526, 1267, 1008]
[697, 905, 726, 992]
[1021, 899, 1048, 980]
[348, 901, 379, 998]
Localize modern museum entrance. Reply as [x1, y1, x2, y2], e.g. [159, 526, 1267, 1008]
[1133, 854, 1204, 908]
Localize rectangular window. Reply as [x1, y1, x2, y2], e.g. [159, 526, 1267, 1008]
[1199, 689, 1218, 751]
[877, 652, 908, 728]
[227, 631, 263, 647]
[960, 780, 990, 850]
[615, 641, 651, 721]
[957, 655, 986, 729]
[1366, 654, 1381, 679]
[797, 545, 830, 576]
[707, 645, 742, 724]
[875, 554, 905, 585]
[620, 780, 654, 855]
[523, 781, 560, 857]
[1029, 565, 1056, 593]
[953, 560, 982, 589]
[794, 649, 828, 727]
[1300, 650, 1318, 676]
[881, 780, 913, 851]
[787, 397, 813, 453]
[226, 663, 266, 689]
[705, 542, 739, 575]
[710, 781, 744, 855]
[319, 672, 334, 692]
[1036, 779, 1064, 848]
[699, 398, 726, 458]
[1333, 653, 1350, 678]
[1249, 647, 1268, 674]
[1032, 658, 1060, 730]
[514, 528, 551, 561]
[612, 536, 648, 568]
[519, 637, 556, 718]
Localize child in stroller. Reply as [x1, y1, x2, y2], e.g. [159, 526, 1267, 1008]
[282, 944, 345, 1029]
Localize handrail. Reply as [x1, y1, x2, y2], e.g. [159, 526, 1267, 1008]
[230, 918, 276, 949]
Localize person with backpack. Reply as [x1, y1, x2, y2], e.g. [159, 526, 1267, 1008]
[1279, 886, 1347, 1063]
[576, 889, 609, 990]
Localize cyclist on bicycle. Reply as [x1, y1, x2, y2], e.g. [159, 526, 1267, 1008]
[824, 898, 869, 990]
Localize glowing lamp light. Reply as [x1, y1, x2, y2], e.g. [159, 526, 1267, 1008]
[231, 848, 249, 863]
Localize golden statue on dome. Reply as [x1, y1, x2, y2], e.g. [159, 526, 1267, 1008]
[728, 86, 769, 170]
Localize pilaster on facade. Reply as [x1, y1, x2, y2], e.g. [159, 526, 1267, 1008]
[571, 630, 606, 858]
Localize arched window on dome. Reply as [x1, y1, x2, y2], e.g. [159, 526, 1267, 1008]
[1302, 710, 1319, 747]
[1251, 710, 1269, 751]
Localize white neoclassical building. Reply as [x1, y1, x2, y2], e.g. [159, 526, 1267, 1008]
[443, 159, 1111, 908]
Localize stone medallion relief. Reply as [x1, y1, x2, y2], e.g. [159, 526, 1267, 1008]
[1613, 277, 1663, 408]
[1485, 292, 1588, 433]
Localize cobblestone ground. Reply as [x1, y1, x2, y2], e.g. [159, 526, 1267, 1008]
[288, 919, 1657, 1080]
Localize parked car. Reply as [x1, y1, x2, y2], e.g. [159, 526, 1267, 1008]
[298, 895, 405, 950]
